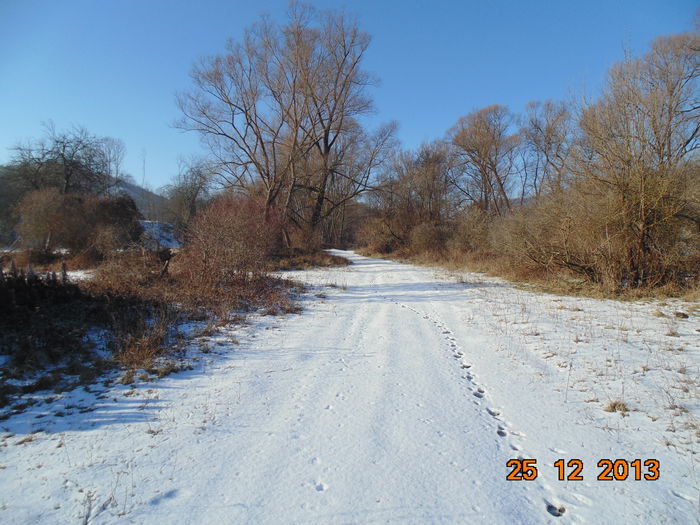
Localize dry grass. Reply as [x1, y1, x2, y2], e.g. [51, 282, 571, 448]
[604, 400, 630, 413]
[114, 308, 174, 369]
[363, 245, 700, 301]
[0, 248, 301, 415]
[269, 250, 351, 271]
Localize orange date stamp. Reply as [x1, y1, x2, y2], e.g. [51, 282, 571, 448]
[506, 458, 660, 481]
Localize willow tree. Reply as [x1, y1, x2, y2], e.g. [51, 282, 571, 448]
[447, 105, 521, 217]
[573, 31, 700, 286]
[177, 5, 392, 246]
[521, 100, 572, 196]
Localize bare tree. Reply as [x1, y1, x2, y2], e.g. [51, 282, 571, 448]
[11, 123, 123, 195]
[100, 137, 126, 185]
[448, 105, 520, 217]
[163, 156, 214, 230]
[176, 16, 305, 220]
[177, 5, 393, 247]
[521, 100, 572, 196]
[572, 31, 700, 285]
[362, 141, 454, 252]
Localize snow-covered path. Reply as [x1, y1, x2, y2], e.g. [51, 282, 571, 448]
[2, 251, 699, 524]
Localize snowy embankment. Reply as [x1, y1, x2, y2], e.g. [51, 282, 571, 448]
[1, 251, 698, 524]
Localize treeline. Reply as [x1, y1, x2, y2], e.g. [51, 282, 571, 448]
[3, 7, 697, 296]
[360, 31, 700, 293]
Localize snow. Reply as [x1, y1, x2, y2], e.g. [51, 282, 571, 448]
[67, 269, 94, 281]
[1, 250, 698, 523]
[139, 221, 180, 250]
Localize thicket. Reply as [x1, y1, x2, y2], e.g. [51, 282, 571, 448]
[360, 31, 700, 295]
[16, 189, 143, 263]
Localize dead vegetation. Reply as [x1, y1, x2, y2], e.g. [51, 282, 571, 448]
[1, 185, 347, 418]
[269, 250, 351, 271]
[604, 400, 630, 414]
[357, 30, 700, 299]
[0, 239, 302, 416]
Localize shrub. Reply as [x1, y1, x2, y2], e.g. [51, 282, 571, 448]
[356, 217, 401, 254]
[179, 195, 279, 283]
[15, 189, 143, 259]
[446, 208, 490, 255]
[409, 222, 449, 256]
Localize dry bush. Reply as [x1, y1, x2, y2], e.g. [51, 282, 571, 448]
[286, 226, 323, 253]
[15, 189, 142, 260]
[270, 251, 351, 271]
[63, 248, 102, 270]
[491, 179, 699, 292]
[91, 250, 166, 298]
[446, 208, 491, 255]
[356, 217, 401, 254]
[409, 222, 449, 256]
[178, 195, 278, 283]
[112, 306, 174, 369]
[16, 189, 87, 252]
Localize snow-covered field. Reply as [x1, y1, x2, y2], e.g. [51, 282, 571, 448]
[1, 250, 698, 524]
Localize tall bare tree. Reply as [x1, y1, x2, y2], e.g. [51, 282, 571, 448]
[177, 5, 393, 246]
[521, 100, 572, 196]
[163, 156, 214, 230]
[11, 123, 123, 195]
[448, 105, 520, 217]
[177, 17, 302, 218]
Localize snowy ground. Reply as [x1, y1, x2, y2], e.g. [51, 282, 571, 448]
[1, 250, 699, 524]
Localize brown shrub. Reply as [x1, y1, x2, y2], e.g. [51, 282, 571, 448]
[16, 189, 86, 252]
[446, 208, 490, 255]
[491, 184, 700, 292]
[409, 222, 449, 256]
[113, 306, 174, 369]
[15, 189, 142, 259]
[356, 217, 401, 254]
[178, 195, 279, 284]
[286, 226, 323, 253]
[269, 251, 351, 271]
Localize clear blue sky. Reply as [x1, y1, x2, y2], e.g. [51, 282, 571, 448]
[0, 0, 696, 190]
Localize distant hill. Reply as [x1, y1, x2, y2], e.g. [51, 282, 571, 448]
[109, 179, 169, 220]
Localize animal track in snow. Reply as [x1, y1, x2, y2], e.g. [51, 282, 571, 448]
[545, 501, 566, 517]
[399, 301, 550, 507]
[315, 482, 328, 492]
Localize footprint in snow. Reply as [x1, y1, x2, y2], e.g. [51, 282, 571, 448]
[315, 482, 328, 492]
[473, 389, 485, 399]
[497, 426, 507, 437]
[486, 408, 501, 418]
[545, 501, 566, 517]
